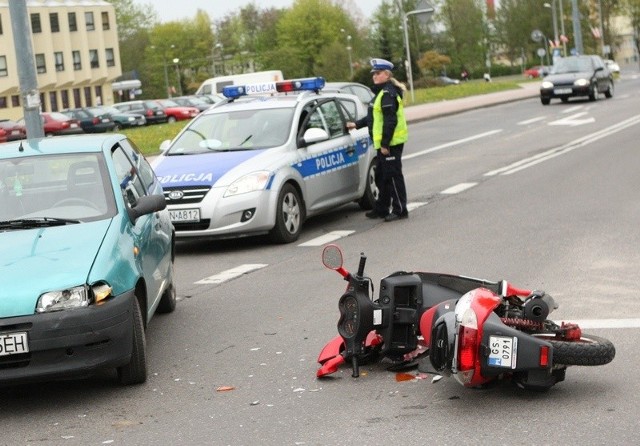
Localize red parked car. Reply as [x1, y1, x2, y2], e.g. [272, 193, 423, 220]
[18, 112, 84, 137]
[155, 99, 199, 122]
[0, 119, 27, 141]
[0, 127, 7, 143]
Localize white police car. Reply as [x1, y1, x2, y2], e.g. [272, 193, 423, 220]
[152, 77, 376, 243]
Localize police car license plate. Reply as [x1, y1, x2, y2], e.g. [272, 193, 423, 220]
[0, 332, 29, 356]
[487, 335, 517, 368]
[554, 88, 572, 94]
[170, 209, 200, 223]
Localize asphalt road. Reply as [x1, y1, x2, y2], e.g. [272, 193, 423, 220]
[2, 69, 639, 445]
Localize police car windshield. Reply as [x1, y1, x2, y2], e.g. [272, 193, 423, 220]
[167, 108, 295, 155]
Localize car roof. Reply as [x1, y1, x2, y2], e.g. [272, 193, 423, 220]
[0, 134, 127, 159]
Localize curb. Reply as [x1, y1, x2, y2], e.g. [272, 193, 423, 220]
[404, 83, 540, 124]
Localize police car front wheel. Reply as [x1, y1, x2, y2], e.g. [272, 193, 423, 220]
[269, 183, 304, 244]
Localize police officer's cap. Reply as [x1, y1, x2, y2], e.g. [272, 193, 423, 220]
[370, 58, 394, 72]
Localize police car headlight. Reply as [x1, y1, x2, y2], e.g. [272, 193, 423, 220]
[224, 171, 271, 197]
[574, 78, 589, 86]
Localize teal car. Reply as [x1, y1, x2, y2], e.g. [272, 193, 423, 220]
[0, 134, 176, 385]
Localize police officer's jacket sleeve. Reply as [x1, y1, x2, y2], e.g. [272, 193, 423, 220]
[380, 88, 399, 148]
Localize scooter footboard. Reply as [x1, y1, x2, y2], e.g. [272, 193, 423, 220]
[479, 313, 553, 377]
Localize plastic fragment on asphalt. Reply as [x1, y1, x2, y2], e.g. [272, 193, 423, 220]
[216, 386, 236, 392]
[432, 375, 443, 383]
[250, 400, 260, 406]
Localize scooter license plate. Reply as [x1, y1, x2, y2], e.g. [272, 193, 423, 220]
[488, 335, 517, 369]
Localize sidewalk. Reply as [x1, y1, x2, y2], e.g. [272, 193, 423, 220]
[404, 82, 540, 123]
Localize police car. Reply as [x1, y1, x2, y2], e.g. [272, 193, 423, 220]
[152, 77, 376, 243]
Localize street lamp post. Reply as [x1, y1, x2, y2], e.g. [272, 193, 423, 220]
[544, 1, 559, 49]
[215, 43, 225, 75]
[340, 29, 354, 79]
[152, 44, 174, 98]
[559, 0, 567, 56]
[401, 6, 434, 103]
[173, 58, 182, 97]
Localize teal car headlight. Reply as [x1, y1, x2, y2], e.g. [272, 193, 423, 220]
[541, 81, 554, 89]
[574, 78, 589, 86]
[37, 285, 90, 313]
[224, 171, 271, 197]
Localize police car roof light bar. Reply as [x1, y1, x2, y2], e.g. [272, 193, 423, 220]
[223, 77, 325, 100]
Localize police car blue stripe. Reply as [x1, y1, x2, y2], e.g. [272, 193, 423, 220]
[293, 145, 359, 178]
[154, 150, 268, 187]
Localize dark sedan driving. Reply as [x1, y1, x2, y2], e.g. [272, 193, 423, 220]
[540, 55, 614, 105]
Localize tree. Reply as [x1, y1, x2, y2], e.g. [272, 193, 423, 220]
[625, 0, 640, 66]
[275, 0, 356, 77]
[438, 0, 486, 74]
[417, 50, 452, 77]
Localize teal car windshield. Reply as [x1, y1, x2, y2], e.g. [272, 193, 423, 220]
[167, 107, 295, 155]
[0, 153, 117, 224]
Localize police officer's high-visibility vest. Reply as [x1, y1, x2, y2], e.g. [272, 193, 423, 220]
[372, 89, 408, 149]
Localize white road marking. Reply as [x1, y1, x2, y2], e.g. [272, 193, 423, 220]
[441, 182, 477, 194]
[555, 319, 640, 329]
[485, 114, 640, 176]
[404, 130, 503, 160]
[298, 230, 355, 247]
[562, 105, 583, 114]
[407, 201, 427, 211]
[518, 117, 546, 125]
[195, 264, 268, 284]
[549, 112, 595, 126]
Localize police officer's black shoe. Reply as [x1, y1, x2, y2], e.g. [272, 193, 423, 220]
[384, 212, 409, 222]
[365, 210, 385, 219]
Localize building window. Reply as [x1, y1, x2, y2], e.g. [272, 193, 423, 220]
[0, 97, 6, 109]
[31, 13, 42, 33]
[35, 53, 46, 74]
[40, 92, 46, 112]
[0, 56, 7, 77]
[0, 14, 3, 35]
[72, 50, 81, 70]
[54, 52, 64, 71]
[50, 13, 60, 32]
[85, 12, 95, 31]
[61, 90, 69, 109]
[105, 48, 115, 67]
[12, 95, 20, 107]
[68, 12, 77, 31]
[89, 50, 99, 68]
[49, 91, 59, 112]
[101, 11, 110, 30]
[73, 88, 81, 108]
[84, 87, 92, 107]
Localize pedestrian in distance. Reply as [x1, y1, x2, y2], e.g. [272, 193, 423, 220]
[346, 58, 409, 222]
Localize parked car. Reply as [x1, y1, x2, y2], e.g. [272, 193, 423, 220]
[0, 127, 7, 143]
[0, 133, 176, 386]
[152, 76, 376, 243]
[323, 82, 374, 107]
[62, 107, 116, 133]
[540, 55, 613, 105]
[524, 65, 549, 78]
[196, 94, 225, 105]
[0, 119, 27, 141]
[154, 99, 199, 122]
[19, 112, 84, 137]
[172, 95, 212, 113]
[113, 100, 168, 125]
[604, 59, 620, 74]
[88, 106, 146, 130]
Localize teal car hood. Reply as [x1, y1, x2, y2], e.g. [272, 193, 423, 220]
[0, 220, 111, 318]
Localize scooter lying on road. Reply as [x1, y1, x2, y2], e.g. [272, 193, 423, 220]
[317, 245, 615, 391]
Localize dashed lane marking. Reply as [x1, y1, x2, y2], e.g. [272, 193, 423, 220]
[298, 230, 355, 247]
[441, 182, 477, 194]
[195, 264, 268, 285]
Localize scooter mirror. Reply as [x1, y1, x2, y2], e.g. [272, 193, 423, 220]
[322, 244, 343, 270]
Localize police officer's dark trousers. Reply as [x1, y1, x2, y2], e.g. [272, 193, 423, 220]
[373, 143, 407, 217]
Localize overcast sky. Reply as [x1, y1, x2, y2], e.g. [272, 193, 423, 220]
[139, 0, 384, 24]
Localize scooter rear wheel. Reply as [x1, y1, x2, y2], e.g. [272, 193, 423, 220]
[535, 333, 615, 366]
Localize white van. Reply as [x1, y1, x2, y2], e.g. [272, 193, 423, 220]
[195, 70, 284, 95]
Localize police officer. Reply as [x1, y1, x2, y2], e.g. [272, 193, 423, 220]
[347, 58, 409, 222]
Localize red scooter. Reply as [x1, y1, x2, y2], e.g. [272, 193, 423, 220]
[317, 245, 615, 391]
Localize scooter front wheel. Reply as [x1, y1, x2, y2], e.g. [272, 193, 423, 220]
[534, 333, 615, 366]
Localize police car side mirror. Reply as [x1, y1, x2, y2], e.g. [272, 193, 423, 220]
[299, 127, 329, 148]
[159, 139, 171, 153]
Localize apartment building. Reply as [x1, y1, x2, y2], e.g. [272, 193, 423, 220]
[0, 0, 121, 121]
